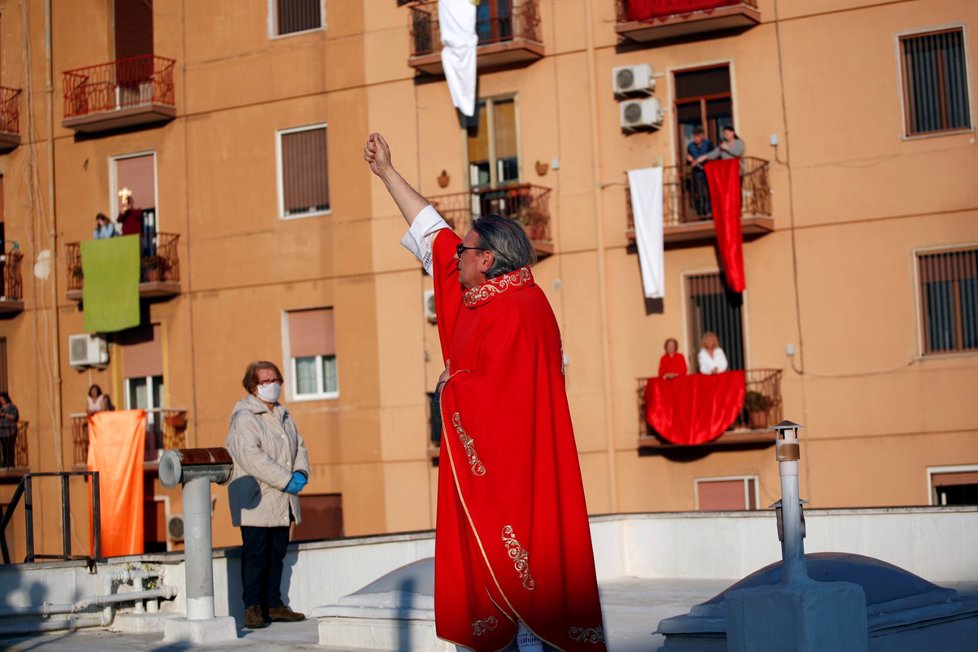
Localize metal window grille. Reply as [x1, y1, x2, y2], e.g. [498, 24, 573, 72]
[686, 272, 745, 372]
[277, 0, 322, 35]
[901, 29, 971, 135]
[918, 248, 978, 354]
[281, 127, 330, 216]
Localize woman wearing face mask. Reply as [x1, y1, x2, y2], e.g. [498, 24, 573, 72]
[225, 360, 310, 629]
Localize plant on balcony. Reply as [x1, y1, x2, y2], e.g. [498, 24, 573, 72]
[71, 264, 84, 284]
[143, 255, 167, 282]
[744, 390, 774, 429]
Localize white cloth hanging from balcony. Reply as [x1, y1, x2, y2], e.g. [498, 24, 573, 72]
[628, 167, 665, 299]
[439, 0, 478, 117]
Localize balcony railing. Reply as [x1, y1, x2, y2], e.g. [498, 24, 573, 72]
[65, 232, 181, 301]
[626, 156, 773, 245]
[615, 0, 760, 43]
[427, 184, 553, 256]
[0, 422, 29, 471]
[71, 408, 188, 467]
[0, 86, 22, 152]
[62, 55, 176, 133]
[0, 243, 24, 314]
[637, 368, 782, 449]
[408, 0, 544, 74]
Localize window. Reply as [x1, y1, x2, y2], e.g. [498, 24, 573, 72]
[277, 125, 330, 218]
[272, 0, 323, 37]
[928, 466, 978, 505]
[686, 272, 745, 372]
[674, 65, 733, 164]
[695, 476, 758, 511]
[292, 494, 343, 541]
[476, 0, 514, 45]
[111, 152, 158, 257]
[121, 324, 165, 457]
[467, 97, 519, 188]
[917, 247, 978, 354]
[287, 308, 338, 399]
[900, 29, 972, 136]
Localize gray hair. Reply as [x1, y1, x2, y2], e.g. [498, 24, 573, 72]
[471, 214, 537, 278]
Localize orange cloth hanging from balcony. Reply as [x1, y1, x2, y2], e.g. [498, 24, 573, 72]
[705, 158, 746, 292]
[87, 410, 146, 557]
[645, 371, 746, 445]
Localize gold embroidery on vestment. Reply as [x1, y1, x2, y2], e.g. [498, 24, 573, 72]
[568, 626, 605, 643]
[452, 412, 486, 476]
[500, 525, 536, 590]
[471, 615, 499, 637]
[463, 267, 533, 307]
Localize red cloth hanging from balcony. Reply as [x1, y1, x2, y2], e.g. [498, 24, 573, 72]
[626, 0, 739, 22]
[705, 158, 746, 292]
[645, 371, 746, 445]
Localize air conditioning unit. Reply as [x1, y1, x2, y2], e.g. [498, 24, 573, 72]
[68, 334, 108, 368]
[613, 64, 655, 96]
[167, 514, 184, 542]
[423, 290, 437, 324]
[620, 98, 663, 132]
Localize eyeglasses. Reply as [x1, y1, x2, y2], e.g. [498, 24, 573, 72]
[256, 378, 281, 386]
[456, 244, 487, 258]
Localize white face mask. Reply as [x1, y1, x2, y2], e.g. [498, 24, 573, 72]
[256, 382, 281, 403]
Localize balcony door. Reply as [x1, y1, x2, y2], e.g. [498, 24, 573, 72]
[686, 272, 744, 372]
[467, 97, 519, 190]
[115, 0, 154, 104]
[112, 152, 158, 257]
[674, 65, 733, 164]
[477, 0, 513, 45]
[121, 324, 164, 459]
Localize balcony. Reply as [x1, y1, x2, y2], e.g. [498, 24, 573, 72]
[626, 156, 772, 246]
[408, 0, 544, 75]
[71, 408, 188, 467]
[62, 55, 176, 134]
[427, 183, 553, 257]
[0, 87, 22, 152]
[0, 422, 29, 479]
[615, 0, 760, 43]
[637, 368, 782, 450]
[0, 244, 24, 314]
[65, 233, 181, 302]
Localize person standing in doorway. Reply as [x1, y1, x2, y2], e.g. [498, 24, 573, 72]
[0, 392, 19, 468]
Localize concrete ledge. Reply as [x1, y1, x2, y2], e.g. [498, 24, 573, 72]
[163, 616, 237, 644]
[318, 616, 453, 651]
[111, 612, 181, 634]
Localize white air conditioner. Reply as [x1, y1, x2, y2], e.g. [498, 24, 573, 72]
[613, 64, 655, 96]
[68, 334, 108, 368]
[620, 97, 663, 132]
[167, 515, 184, 542]
[423, 290, 437, 324]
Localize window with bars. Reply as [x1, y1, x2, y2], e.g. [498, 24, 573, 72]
[918, 248, 978, 355]
[686, 272, 745, 372]
[467, 97, 519, 188]
[287, 308, 338, 399]
[273, 0, 323, 36]
[278, 125, 330, 218]
[900, 29, 972, 136]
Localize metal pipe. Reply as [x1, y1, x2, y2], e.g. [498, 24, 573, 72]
[184, 476, 216, 620]
[92, 472, 101, 559]
[60, 474, 70, 560]
[25, 476, 34, 562]
[779, 459, 807, 584]
[107, 568, 163, 584]
[0, 586, 177, 617]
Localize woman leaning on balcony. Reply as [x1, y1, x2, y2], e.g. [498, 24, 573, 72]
[658, 337, 688, 380]
[698, 332, 729, 375]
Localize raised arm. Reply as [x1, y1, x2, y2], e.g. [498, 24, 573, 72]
[363, 132, 429, 227]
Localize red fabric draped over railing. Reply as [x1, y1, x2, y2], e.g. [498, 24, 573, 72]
[625, 0, 742, 21]
[705, 158, 746, 292]
[645, 371, 746, 445]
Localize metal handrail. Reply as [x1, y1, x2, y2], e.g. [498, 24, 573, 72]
[65, 231, 181, 293]
[427, 184, 553, 244]
[0, 86, 21, 135]
[1, 243, 24, 301]
[410, 0, 542, 57]
[616, 0, 758, 23]
[71, 408, 189, 465]
[62, 54, 176, 119]
[0, 471, 101, 564]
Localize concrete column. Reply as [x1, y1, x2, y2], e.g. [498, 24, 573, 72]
[183, 476, 215, 621]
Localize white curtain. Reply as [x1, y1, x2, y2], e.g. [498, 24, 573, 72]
[439, 0, 477, 117]
[627, 168, 665, 299]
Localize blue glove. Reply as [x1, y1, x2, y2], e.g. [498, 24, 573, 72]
[284, 471, 308, 495]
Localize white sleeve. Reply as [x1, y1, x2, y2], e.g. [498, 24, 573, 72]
[716, 348, 729, 373]
[400, 205, 452, 276]
[697, 349, 711, 374]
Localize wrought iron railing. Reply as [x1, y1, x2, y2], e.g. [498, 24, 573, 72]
[427, 184, 552, 245]
[0, 421, 29, 469]
[627, 156, 770, 233]
[63, 55, 176, 119]
[410, 0, 542, 57]
[65, 232, 181, 293]
[616, 0, 758, 23]
[0, 86, 21, 135]
[1, 244, 24, 301]
[71, 408, 188, 466]
[637, 368, 783, 438]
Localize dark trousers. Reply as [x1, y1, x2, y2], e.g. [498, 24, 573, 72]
[240, 526, 290, 610]
[692, 169, 712, 217]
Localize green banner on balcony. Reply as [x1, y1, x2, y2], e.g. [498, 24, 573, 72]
[82, 235, 140, 333]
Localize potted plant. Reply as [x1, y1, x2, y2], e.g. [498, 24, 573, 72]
[744, 390, 774, 430]
[143, 255, 167, 282]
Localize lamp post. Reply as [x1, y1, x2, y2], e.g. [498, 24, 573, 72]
[773, 420, 807, 584]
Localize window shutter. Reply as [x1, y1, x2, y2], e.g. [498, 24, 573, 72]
[697, 480, 748, 511]
[289, 308, 335, 357]
[277, 0, 322, 35]
[493, 99, 518, 160]
[122, 324, 163, 379]
[115, 0, 154, 59]
[902, 29, 971, 134]
[116, 154, 156, 212]
[674, 66, 731, 100]
[466, 103, 490, 165]
[281, 128, 329, 215]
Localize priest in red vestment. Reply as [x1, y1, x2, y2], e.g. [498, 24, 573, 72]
[365, 133, 605, 652]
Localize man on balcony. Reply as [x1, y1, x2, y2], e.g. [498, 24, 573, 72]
[685, 126, 713, 217]
[364, 133, 605, 652]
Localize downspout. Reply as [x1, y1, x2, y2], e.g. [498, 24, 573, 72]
[582, 0, 619, 512]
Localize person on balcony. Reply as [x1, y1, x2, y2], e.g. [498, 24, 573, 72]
[118, 195, 143, 237]
[93, 213, 117, 240]
[364, 132, 605, 652]
[0, 392, 19, 468]
[697, 125, 745, 163]
[698, 332, 729, 375]
[86, 384, 114, 414]
[658, 338, 688, 380]
[685, 127, 713, 217]
[225, 361, 310, 629]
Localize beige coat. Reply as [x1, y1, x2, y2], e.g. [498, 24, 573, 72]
[225, 394, 310, 528]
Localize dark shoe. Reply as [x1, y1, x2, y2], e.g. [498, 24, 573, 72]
[268, 605, 305, 622]
[244, 604, 269, 629]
